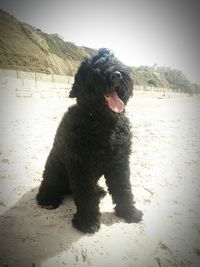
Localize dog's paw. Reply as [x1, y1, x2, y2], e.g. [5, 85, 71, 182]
[36, 193, 61, 209]
[72, 213, 100, 233]
[115, 205, 143, 223]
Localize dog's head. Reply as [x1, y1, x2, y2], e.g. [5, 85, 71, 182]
[69, 48, 133, 114]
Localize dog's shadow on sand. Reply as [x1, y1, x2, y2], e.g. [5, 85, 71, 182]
[0, 187, 123, 266]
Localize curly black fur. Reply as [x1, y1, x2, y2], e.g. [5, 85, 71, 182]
[36, 48, 143, 233]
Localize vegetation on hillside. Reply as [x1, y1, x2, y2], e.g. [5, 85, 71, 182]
[131, 66, 200, 94]
[0, 9, 199, 94]
[0, 9, 96, 75]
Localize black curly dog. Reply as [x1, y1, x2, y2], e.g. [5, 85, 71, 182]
[36, 48, 143, 233]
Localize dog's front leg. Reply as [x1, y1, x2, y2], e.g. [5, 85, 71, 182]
[104, 163, 143, 223]
[68, 163, 101, 233]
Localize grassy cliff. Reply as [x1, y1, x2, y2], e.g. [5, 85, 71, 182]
[131, 66, 200, 94]
[0, 9, 199, 94]
[0, 9, 96, 75]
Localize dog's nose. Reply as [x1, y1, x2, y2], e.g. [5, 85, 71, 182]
[111, 71, 122, 84]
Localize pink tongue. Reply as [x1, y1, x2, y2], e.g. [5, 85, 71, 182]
[106, 91, 125, 113]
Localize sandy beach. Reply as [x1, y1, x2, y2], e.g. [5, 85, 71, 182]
[0, 96, 200, 266]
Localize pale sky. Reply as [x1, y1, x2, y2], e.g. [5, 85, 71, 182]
[1, 0, 200, 84]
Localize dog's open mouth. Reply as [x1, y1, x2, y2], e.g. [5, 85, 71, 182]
[105, 90, 125, 113]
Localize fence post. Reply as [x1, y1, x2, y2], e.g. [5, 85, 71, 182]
[52, 73, 55, 89]
[163, 87, 165, 97]
[34, 72, 37, 86]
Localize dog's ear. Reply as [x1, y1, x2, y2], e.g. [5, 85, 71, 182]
[69, 83, 78, 98]
[69, 57, 91, 98]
